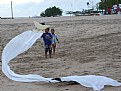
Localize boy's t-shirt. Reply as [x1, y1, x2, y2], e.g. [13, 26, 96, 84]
[41, 33, 52, 45]
[52, 34, 57, 44]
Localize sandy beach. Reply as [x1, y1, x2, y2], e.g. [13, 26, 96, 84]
[0, 15, 121, 91]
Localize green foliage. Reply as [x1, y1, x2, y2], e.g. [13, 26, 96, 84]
[40, 6, 63, 17]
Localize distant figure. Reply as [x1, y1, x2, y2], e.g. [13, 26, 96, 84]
[111, 6, 114, 14]
[51, 29, 59, 54]
[41, 28, 52, 59]
[107, 7, 111, 14]
[113, 4, 118, 14]
[119, 4, 121, 12]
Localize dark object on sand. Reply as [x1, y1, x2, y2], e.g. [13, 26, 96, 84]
[52, 78, 79, 84]
[40, 22, 45, 25]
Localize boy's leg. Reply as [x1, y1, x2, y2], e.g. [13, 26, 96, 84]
[52, 44, 54, 54]
[53, 44, 56, 54]
[45, 45, 48, 59]
[52, 44, 56, 54]
[45, 49, 48, 59]
[49, 45, 52, 58]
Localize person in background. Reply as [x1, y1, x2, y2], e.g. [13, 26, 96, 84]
[41, 28, 52, 59]
[107, 7, 111, 14]
[113, 4, 118, 14]
[51, 29, 59, 54]
[118, 4, 121, 13]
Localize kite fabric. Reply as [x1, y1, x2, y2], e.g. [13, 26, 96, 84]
[2, 30, 121, 91]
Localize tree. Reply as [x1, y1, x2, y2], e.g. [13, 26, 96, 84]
[99, 0, 121, 10]
[40, 6, 63, 17]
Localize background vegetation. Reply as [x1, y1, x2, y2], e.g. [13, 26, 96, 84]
[40, 6, 63, 17]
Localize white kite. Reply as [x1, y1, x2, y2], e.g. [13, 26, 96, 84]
[2, 21, 121, 91]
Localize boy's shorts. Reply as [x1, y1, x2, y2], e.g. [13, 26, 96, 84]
[52, 43, 56, 48]
[44, 45, 52, 52]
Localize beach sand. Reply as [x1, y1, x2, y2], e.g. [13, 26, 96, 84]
[0, 15, 121, 91]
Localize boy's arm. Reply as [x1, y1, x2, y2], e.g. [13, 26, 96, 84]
[56, 37, 59, 43]
[49, 33, 53, 41]
[41, 33, 44, 38]
[55, 35, 59, 43]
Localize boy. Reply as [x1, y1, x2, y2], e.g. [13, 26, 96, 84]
[41, 28, 52, 58]
[51, 29, 59, 54]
